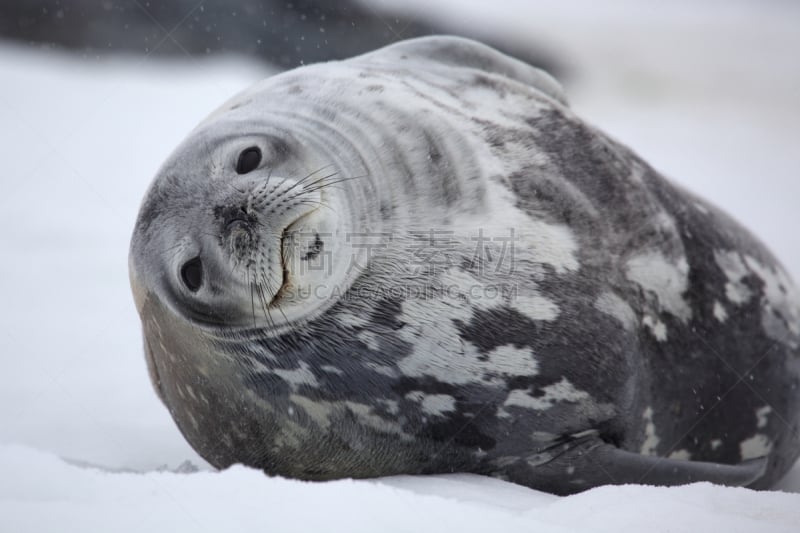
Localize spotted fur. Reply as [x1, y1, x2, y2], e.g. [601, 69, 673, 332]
[130, 36, 799, 494]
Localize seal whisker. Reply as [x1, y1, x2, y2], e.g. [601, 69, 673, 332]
[256, 267, 294, 330]
[299, 171, 342, 191]
[223, 180, 248, 196]
[300, 176, 364, 195]
[257, 268, 281, 307]
[303, 172, 368, 189]
[301, 164, 337, 181]
[293, 199, 336, 214]
[280, 164, 337, 196]
[247, 267, 257, 329]
[280, 190, 334, 210]
[253, 280, 276, 329]
[259, 170, 334, 208]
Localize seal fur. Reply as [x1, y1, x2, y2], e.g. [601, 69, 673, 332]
[129, 36, 799, 494]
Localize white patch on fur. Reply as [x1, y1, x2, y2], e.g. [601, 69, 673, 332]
[405, 392, 457, 416]
[271, 361, 319, 391]
[654, 211, 678, 233]
[186, 411, 199, 432]
[504, 377, 589, 410]
[726, 283, 752, 305]
[669, 449, 692, 461]
[710, 439, 723, 451]
[336, 309, 371, 328]
[185, 384, 197, 401]
[396, 296, 482, 384]
[290, 395, 412, 439]
[640, 407, 659, 456]
[380, 399, 400, 415]
[492, 456, 521, 469]
[744, 255, 800, 338]
[715, 251, 800, 346]
[357, 331, 381, 351]
[320, 365, 344, 375]
[396, 279, 540, 384]
[625, 160, 644, 183]
[744, 256, 797, 309]
[271, 417, 309, 449]
[595, 291, 637, 331]
[336, 309, 381, 350]
[509, 293, 560, 322]
[522, 220, 580, 274]
[625, 251, 692, 322]
[468, 179, 580, 275]
[740, 434, 773, 460]
[713, 300, 728, 323]
[714, 250, 753, 305]
[642, 315, 668, 341]
[438, 269, 501, 311]
[290, 394, 333, 430]
[344, 401, 410, 437]
[531, 431, 558, 441]
[366, 362, 399, 377]
[755, 405, 772, 429]
[485, 345, 540, 377]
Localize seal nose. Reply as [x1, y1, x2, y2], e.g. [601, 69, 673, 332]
[225, 206, 252, 231]
[180, 256, 204, 292]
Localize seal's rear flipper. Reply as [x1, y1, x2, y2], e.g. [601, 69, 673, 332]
[516, 435, 768, 495]
[589, 444, 767, 486]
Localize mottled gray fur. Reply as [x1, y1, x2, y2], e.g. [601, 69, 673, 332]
[129, 36, 799, 495]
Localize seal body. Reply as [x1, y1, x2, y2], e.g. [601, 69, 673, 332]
[129, 36, 800, 494]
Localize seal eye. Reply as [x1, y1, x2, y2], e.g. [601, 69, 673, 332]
[180, 257, 203, 292]
[236, 146, 262, 174]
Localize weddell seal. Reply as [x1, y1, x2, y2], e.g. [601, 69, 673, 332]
[129, 36, 800, 495]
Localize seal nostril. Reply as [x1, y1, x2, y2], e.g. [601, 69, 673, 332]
[226, 206, 252, 230]
[180, 257, 203, 292]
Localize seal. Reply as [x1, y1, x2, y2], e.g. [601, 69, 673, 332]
[129, 36, 800, 495]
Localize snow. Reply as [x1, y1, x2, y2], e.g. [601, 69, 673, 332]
[1, 1, 799, 530]
[2, 445, 798, 533]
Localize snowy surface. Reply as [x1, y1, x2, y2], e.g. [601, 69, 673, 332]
[2, 445, 798, 533]
[1, 1, 799, 530]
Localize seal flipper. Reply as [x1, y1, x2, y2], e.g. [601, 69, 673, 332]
[357, 35, 568, 106]
[513, 434, 767, 495]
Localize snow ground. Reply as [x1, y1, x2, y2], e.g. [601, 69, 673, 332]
[1, 1, 799, 530]
[2, 445, 798, 533]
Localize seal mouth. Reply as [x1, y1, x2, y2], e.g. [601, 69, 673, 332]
[273, 207, 322, 304]
[222, 205, 258, 230]
[273, 228, 292, 306]
[226, 217, 251, 232]
[270, 207, 321, 307]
